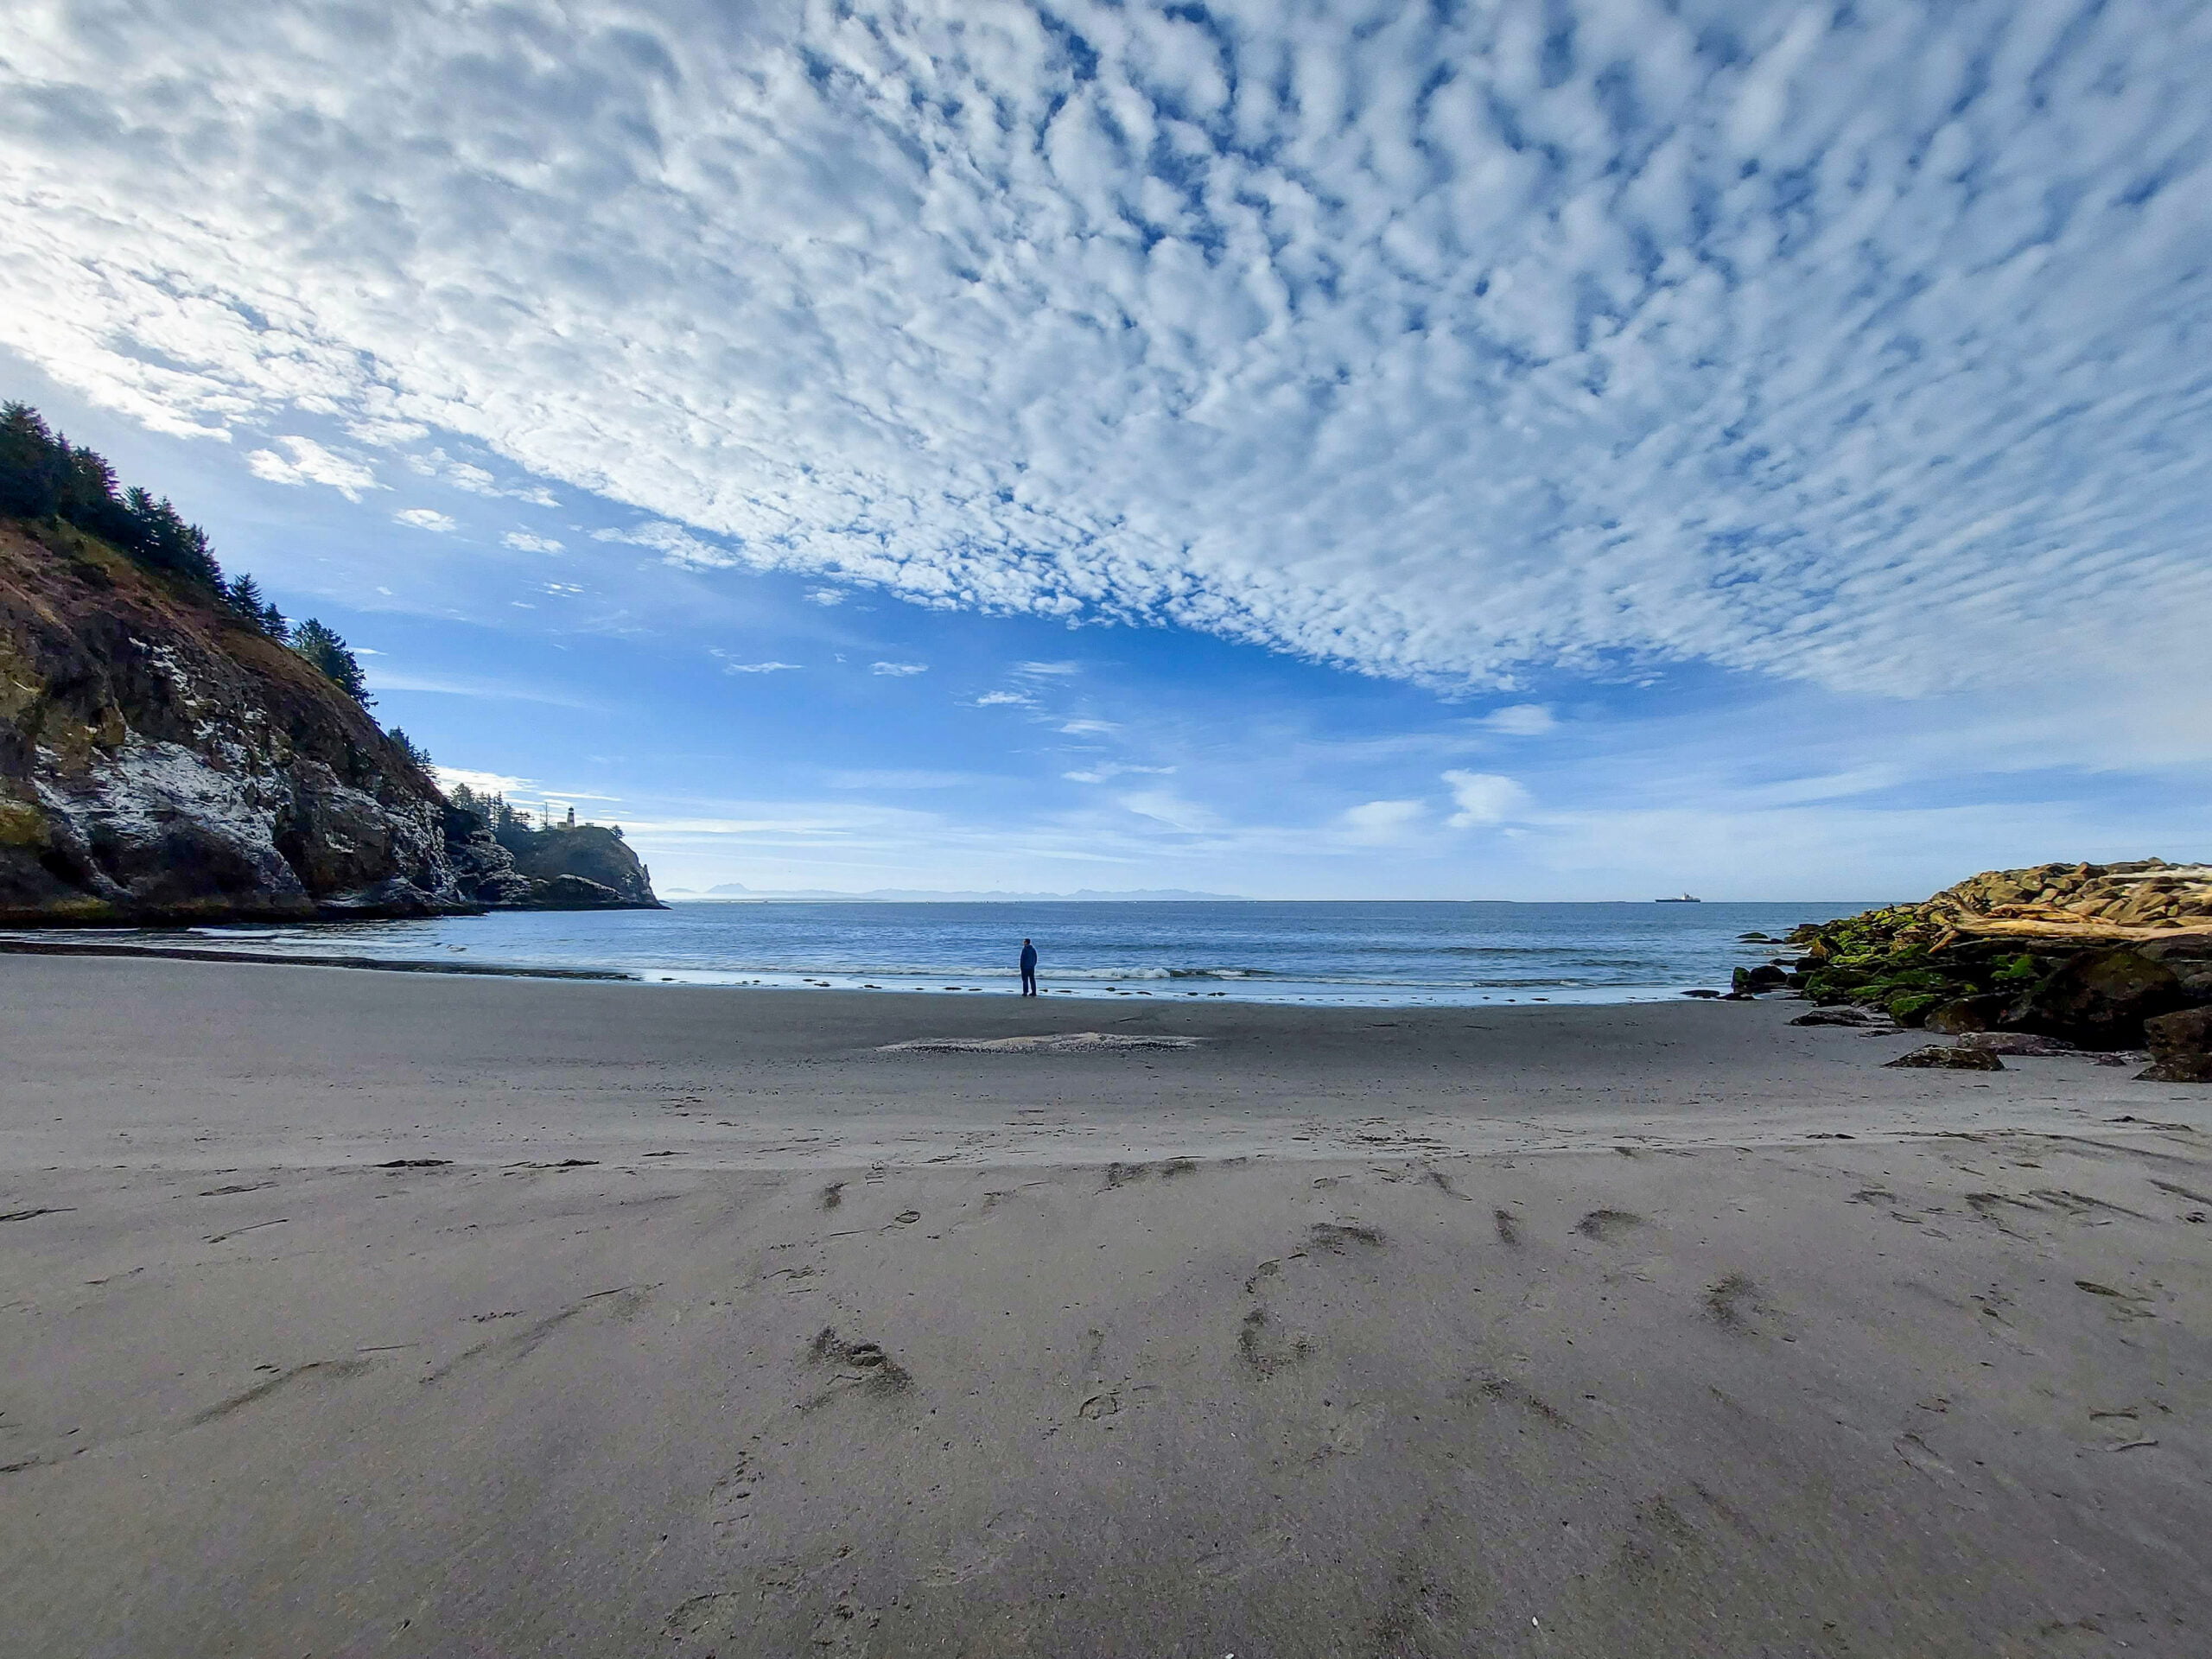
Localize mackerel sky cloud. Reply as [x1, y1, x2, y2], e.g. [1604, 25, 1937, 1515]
[1, 1, 2205, 894]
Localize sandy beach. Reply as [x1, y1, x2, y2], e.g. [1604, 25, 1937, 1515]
[3, 955, 2209, 1656]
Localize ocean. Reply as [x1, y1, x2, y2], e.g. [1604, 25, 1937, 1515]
[35, 898, 1891, 1007]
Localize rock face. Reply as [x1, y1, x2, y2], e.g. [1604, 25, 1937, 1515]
[1789, 861, 2212, 1052]
[493, 820, 661, 908]
[0, 518, 657, 923]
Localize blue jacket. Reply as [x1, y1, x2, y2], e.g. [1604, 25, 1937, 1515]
[1020, 944, 1038, 970]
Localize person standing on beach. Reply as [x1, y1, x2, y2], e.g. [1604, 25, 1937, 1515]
[1019, 938, 1039, 997]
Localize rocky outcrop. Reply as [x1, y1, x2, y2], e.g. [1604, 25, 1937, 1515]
[1787, 861, 2212, 1062]
[2, 518, 467, 922]
[1910, 860, 2212, 936]
[493, 820, 662, 908]
[0, 518, 657, 923]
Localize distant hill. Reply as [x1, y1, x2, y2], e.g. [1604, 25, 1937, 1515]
[673, 883, 1243, 902]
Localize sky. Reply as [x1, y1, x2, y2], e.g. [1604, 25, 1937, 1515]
[2, 0, 2207, 899]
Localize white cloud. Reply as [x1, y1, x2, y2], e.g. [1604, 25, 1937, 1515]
[503, 531, 564, 553]
[804, 588, 846, 607]
[434, 766, 531, 796]
[974, 690, 1032, 707]
[362, 670, 597, 708]
[346, 416, 428, 448]
[871, 661, 928, 677]
[721, 660, 802, 675]
[4, 1, 2209, 769]
[594, 522, 734, 568]
[245, 436, 378, 500]
[1444, 771, 1533, 828]
[1479, 705, 1556, 737]
[1340, 800, 1427, 844]
[410, 445, 560, 505]
[1015, 661, 1080, 678]
[1058, 719, 1120, 736]
[394, 507, 456, 533]
[408, 447, 498, 493]
[1065, 763, 1173, 784]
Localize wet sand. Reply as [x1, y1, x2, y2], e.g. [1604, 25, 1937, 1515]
[3, 956, 2209, 1656]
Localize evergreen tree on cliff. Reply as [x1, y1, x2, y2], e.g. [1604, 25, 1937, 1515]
[3, 401, 221, 590]
[291, 618, 372, 704]
[0, 403, 65, 517]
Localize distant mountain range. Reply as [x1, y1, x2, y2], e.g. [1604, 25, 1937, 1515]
[667, 883, 1243, 902]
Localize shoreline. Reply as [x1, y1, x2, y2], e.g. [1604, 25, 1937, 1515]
[0, 934, 639, 981]
[0, 928, 1759, 1007]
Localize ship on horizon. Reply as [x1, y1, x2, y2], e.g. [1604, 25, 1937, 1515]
[1655, 893, 1702, 902]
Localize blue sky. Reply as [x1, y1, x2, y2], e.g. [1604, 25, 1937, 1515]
[2, 0, 2207, 898]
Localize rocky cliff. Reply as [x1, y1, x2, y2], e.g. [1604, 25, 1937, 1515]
[1784, 860, 2212, 1067]
[0, 517, 658, 923]
[493, 819, 660, 909]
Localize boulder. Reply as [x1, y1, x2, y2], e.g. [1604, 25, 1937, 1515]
[2010, 947, 2191, 1048]
[1885, 1045, 2005, 1071]
[1790, 1007, 1888, 1027]
[1957, 1032, 2077, 1057]
[1732, 963, 1789, 994]
[1924, 994, 2014, 1034]
[2139, 1007, 2212, 1084]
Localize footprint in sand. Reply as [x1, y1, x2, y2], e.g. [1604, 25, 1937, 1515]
[1574, 1208, 1645, 1242]
[1452, 1369, 1580, 1433]
[1306, 1221, 1386, 1253]
[1702, 1273, 1797, 1340]
[1237, 1306, 1313, 1377]
[708, 1447, 763, 1541]
[799, 1327, 913, 1409]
